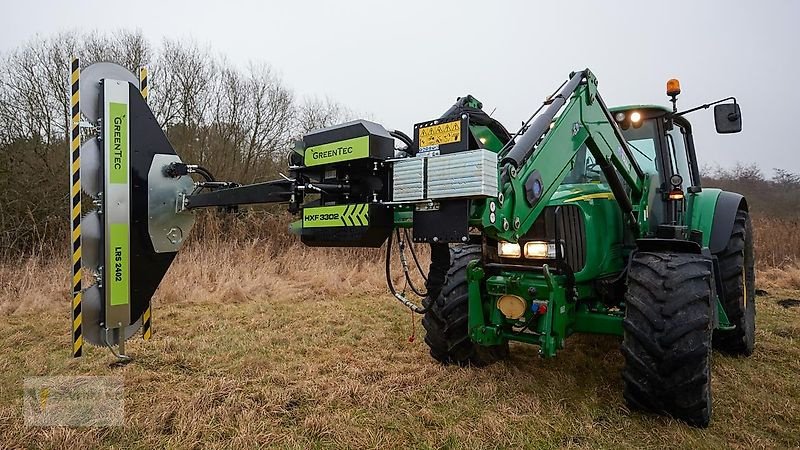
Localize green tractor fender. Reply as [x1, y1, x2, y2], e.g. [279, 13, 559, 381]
[709, 191, 749, 254]
[689, 188, 748, 253]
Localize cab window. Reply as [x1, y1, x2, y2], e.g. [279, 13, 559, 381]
[666, 123, 692, 188]
[619, 119, 658, 175]
[562, 118, 660, 185]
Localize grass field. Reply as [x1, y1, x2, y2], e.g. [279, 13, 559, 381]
[1, 217, 799, 449]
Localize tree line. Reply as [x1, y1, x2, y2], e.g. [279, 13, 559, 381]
[701, 163, 800, 218]
[1, 30, 796, 260]
[0, 30, 350, 259]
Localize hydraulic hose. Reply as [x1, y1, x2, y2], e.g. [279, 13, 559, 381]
[193, 166, 216, 182]
[390, 130, 415, 155]
[404, 229, 428, 283]
[386, 230, 428, 314]
[396, 230, 427, 297]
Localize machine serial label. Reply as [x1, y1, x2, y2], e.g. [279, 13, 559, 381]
[303, 204, 370, 228]
[108, 223, 130, 306]
[304, 136, 370, 167]
[103, 81, 131, 323]
[419, 120, 461, 148]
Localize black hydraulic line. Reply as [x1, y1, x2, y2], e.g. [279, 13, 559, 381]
[185, 179, 294, 209]
[512, 311, 540, 334]
[587, 138, 638, 227]
[466, 113, 513, 143]
[438, 96, 513, 143]
[385, 231, 428, 314]
[500, 71, 585, 169]
[165, 162, 217, 182]
[390, 130, 415, 154]
[396, 230, 427, 297]
[404, 229, 428, 283]
[194, 166, 216, 182]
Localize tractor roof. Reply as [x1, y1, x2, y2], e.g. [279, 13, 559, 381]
[609, 104, 671, 113]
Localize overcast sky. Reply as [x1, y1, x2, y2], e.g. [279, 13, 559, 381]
[3, 0, 798, 173]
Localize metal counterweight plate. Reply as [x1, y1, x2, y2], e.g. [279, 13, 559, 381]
[80, 62, 138, 122]
[82, 285, 142, 347]
[148, 154, 196, 253]
[80, 137, 102, 197]
[81, 211, 102, 270]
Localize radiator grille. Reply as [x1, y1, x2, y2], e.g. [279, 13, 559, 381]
[523, 205, 586, 270]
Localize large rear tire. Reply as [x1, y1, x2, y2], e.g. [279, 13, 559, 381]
[621, 252, 714, 427]
[422, 245, 509, 366]
[713, 209, 756, 355]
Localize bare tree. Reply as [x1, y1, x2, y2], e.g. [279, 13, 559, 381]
[0, 30, 356, 258]
[773, 168, 800, 186]
[296, 97, 353, 134]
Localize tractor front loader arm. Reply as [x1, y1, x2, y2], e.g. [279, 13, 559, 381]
[485, 69, 646, 243]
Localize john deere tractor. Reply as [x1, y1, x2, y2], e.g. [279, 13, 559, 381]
[70, 63, 750, 427]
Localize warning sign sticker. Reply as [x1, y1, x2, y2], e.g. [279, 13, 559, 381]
[418, 120, 461, 148]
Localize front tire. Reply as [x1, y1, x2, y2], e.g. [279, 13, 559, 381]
[422, 245, 509, 366]
[622, 252, 714, 427]
[713, 209, 756, 355]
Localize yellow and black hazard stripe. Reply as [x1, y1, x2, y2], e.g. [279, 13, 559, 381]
[70, 57, 82, 358]
[139, 65, 153, 341]
[139, 66, 148, 101]
[142, 306, 152, 340]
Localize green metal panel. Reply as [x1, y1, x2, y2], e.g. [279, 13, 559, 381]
[469, 124, 505, 153]
[304, 135, 370, 167]
[550, 183, 626, 281]
[687, 188, 722, 248]
[392, 207, 413, 228]
[302, 204, 370, 228]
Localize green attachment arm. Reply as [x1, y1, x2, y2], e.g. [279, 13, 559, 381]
[485, 69, 646, 242]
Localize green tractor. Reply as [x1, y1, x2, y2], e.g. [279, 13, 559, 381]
[416, 76, 753, 428]
[70, 64, 750, 427]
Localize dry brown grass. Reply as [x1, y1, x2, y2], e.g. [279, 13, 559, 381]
[753, 216, 800, 268]
[0, 214, 799, 448]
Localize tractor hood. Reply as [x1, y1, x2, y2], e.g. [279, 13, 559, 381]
[549, 183, 615, 205]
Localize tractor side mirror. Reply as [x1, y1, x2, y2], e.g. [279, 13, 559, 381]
[714, 103, 742, 134]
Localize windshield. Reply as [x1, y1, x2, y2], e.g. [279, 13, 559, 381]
[562, 144, 605, 184]
[620, 119, 658, 174]
[562, 118, 660, 185]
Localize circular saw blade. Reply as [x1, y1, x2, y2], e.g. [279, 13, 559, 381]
[81, 211, 102, 271]
[80, 62, 138, 122]
[82, 285, 142, 347]
[80, 137, 102, 197]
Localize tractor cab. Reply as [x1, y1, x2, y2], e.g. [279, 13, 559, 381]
[567, 105, 700, 190]
[610, 105, 699, 192]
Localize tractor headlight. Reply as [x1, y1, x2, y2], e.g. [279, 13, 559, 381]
[498, 241, 522, 258]
[524, 241, 563, 259]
